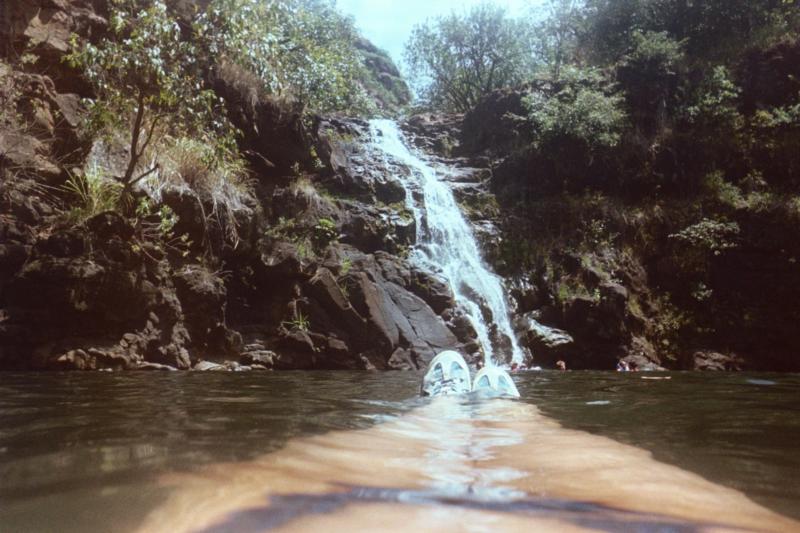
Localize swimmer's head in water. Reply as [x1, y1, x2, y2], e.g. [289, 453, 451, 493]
[420, 351, 471, 397]
[472, 366, 521, 398]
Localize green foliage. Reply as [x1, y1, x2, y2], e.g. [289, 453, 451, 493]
[703, 172, 745, 208]
[685, 66, 743, 130]
[524, 67, 626, 151]
[622, 30, 685, 75]
[582, 0, 799, 63]
[404, 3, 535, 112]
[66, 0, 230, 193]
[158, 136, 251, 198]
[616, 30, 685, 130]
[650, 292, 689, 355]
[582, 217, 619, 248]
[62, 166, 122, 223]
[312, 217, 338, 247]
[339, 257, 352, 277]
[196, 0, 370, 113]
[283, 310, 310, 332]
[669, 218, 740, 252]
[751, 98, 800, 130]
[531, 0, 584, 80]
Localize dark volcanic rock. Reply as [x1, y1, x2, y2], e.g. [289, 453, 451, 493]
[211, 61, 312, 178]
[461, 87, 531, 155]
[683, 350, 745, 371]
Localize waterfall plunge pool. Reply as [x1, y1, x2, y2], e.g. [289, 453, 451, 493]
[1, 371, 799, 532]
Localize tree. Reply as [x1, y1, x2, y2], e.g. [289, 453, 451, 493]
[580, 0, 799, 64]
[616, 30, 685, 135]
[525, 66, 626, 152]
[195, 0, 369, 113]
[404, 3, 535, 112]
[531, 0, 584, 81]
[67, 0, 226, 196]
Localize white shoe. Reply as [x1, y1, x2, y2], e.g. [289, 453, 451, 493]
[420, 351, 472, 397]
[471, 366, 520, 397]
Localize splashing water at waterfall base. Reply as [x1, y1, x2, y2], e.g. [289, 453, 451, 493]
[369, 119, 524, 366]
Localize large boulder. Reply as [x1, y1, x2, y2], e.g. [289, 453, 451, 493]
[518, 313, 574, 367]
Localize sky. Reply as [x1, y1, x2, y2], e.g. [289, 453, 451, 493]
[336, 0, 546, 68]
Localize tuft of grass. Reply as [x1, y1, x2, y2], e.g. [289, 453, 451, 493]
[289, 175, 334, 214]
[283, 310, 310, 332]
[61, 165, 122, 224]
[153, 136, 253, 246]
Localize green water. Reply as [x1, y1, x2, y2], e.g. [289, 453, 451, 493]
[0, 371, 798, 532]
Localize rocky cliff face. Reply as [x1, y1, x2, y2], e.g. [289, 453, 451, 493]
[0, 0, 471, 371]
[454, 79, 800, 372]
[354, 38, 412, 115]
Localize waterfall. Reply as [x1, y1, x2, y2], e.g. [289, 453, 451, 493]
[369, 119, 524, 366]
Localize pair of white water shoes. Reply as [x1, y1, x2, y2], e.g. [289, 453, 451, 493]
[420, 350, 520, 398]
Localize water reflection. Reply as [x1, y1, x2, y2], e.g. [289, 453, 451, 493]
[143, 396, 798, 532]
[1, 371, 798, 532]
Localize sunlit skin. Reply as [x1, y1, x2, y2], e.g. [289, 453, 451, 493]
[140, 397, 798, 533]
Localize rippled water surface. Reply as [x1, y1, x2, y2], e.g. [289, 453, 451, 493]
[0, 371, 798, 532]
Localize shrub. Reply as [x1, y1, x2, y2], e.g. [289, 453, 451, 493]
[669, 218, 740, 252]
[312, 217, 338, 247]
[525, 67, 626, 151]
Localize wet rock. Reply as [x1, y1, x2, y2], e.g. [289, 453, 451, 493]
[387, 347, 417, 370]
[133, 362, 179, 371]
[275, 329, 316, 369]
[509, 276, 545, 314]
[54, 349, 93, 370]
[307, 267, 365, 334]
[240, 350, 276, 367]
[684, 350, 745, 371]
[193, 361, 227, 371]
[518, 313, 574, 366]
[442, 305, 480, 345]
[384, 282, 459, 360]
[409, 268, 454, 315]
[403, 114, 463, 157]
[339, 202, 415, 254]
[260, 241, 307, 278]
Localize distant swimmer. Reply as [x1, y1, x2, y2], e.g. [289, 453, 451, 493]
[616, 360, 630, 372]
[556, 360, 567, 371]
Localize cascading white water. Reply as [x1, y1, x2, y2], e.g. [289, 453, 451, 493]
[369, 119, 524, 366]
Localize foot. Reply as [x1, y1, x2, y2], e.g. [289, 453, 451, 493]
[472, 366, 520, 397]
[420, 351, 471, 397]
